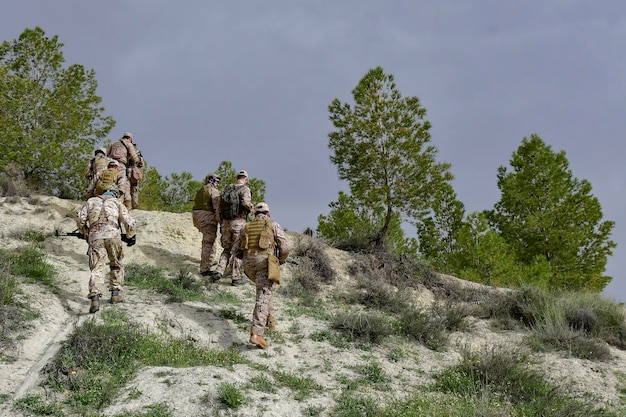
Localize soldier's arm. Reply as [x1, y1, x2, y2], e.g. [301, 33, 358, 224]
[241, 186, 253, 213]
[76, 204, 89, 236]
[84, 173, 98, 198]
[119, 202, 136, 238]
[273, 223, 290, 263]
[127, 142, 142, 165]
[84, 160, 93, 179]
[211, 188, 221, 222]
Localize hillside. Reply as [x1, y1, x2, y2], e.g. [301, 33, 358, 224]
[0, 195, 625, 417]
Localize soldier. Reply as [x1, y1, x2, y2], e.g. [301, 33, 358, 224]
[84, 160, 131, 206]
[211, 170, 252, 286]
[233, 202, 289, 349]
[76, 185, 136, 314]
[84, 147, 110, 181]
[192, 172, 221, 276]
[107, 132, 144, 209]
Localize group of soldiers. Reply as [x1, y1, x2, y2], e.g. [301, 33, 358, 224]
[83, 132, 144, 210]
[77, 132, 144, 314]
[192, 169, 290, 349]
[76, 136, 289, 349]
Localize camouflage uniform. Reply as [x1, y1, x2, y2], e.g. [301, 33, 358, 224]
[214, 176, 252, 283]
[76, 193, 136, 299]
[107, 132, 144, 209]
[84, 164, 131, 204]
[84, 147, 110, 181]
[192, 174, 221, 275]
[233, 203, 289, 348]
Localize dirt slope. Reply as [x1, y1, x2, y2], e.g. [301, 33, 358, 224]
[0, 195, 625, 416]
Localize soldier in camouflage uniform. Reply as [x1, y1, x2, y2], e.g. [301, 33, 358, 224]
[84, 159, 131, 205]
[211, 170, 252, 286]
[107, 132, 144, 209]
[84, 147, 110, 181]
[192, 173, 221, 276]
[76, 186, 136, 314]
[233, 202, 289, 349]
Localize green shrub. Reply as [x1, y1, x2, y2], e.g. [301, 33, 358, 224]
[125, 263, 205, 302]
[332, 309, 395, 344]
[42, 309, 247, 415]
[434, 343, 611, 416]
[397, 305, 448, 351]
[272, 370, 322, 401]
[1, 245, 56, 285]
[217, 382, 245, 409]
[291, 235, 335, 284]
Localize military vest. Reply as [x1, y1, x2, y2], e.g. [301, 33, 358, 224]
[241, 218, 274, 254]
[193, 185, 212, 211]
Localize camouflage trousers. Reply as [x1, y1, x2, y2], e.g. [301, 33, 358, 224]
[215, 218, 246, 280]
[192, 210, 219, 274]
[244, 255, 274, 335]
[130, 182, 139, 209]
[87, 238, 124, 298]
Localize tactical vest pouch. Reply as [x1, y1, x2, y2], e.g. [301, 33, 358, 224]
[268, 253, 280, 284]
[258, 230, 271, 250]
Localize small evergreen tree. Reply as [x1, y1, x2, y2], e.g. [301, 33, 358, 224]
[489, 134, 615, 291]
[322, 67, 456, 253]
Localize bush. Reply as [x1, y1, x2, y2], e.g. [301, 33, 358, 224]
[331, 309, 395, 344]
[0, 245, 56, 285]
[434, 343, 611, 416]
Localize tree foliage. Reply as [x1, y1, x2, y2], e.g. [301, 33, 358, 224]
[488, 134, 615, 291]
[322, 66, 456, 252]
[415, 183, 465, 264]
[443, 211, 553, 288]
[138, 160, 266, 213]
[0, 27, 114, 198]
[138, 166, 201, 213]
[317, 191, 418, 254]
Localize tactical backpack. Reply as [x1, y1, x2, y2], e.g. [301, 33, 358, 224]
[95, 169, 119, 196]
[220, 184, 243, 220]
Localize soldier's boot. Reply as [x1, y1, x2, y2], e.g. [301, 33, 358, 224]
[249, 329, 270, 349]
[89, 295, 100, 314]
[110, 290, 125, 304]
[267, 316, 277, 330]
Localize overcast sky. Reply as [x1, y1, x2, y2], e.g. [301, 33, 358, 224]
[3, 2, 625, 302]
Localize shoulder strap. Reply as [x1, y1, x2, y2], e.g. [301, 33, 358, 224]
[119, 138, 130, 152]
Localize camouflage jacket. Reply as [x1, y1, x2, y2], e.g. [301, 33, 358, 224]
[76, 195, 136, 242]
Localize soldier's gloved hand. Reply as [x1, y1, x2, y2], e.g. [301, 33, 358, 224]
[279, 258, 287, 265]
[126, 235, 136, 247]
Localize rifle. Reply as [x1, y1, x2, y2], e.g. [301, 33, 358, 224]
[55, 229, 87, 241]
[55, 229, 135, 246]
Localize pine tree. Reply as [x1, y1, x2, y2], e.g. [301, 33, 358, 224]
[489, 134, 615, 290]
